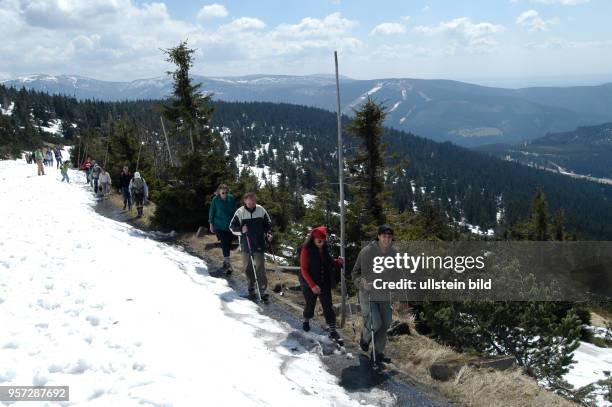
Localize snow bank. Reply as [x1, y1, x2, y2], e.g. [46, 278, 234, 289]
[0, 159, 384, 406]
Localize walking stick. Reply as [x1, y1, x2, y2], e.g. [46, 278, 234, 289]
[368, 292, 377, 365]
[245, 234, 262, 302]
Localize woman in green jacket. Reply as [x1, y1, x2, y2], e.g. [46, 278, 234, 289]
[209, 184, 236, 274]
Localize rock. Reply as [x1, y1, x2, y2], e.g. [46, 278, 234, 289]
[387, 321, 411, 337]
[196, 226, 206, 238]
[273, 283, 283, 293]
[469, 356, 515, 371]
[430, 362, 462, 381]
[333, 303, 361, 315]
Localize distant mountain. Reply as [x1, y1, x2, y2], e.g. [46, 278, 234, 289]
[4, 74, 612, 146]
[477, 122, 612, 180]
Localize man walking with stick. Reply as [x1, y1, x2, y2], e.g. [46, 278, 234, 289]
[352, 224, 395, 372]
[230, 192, 273, 303]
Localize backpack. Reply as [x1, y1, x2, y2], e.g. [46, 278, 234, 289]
[132, 177, 145, 194]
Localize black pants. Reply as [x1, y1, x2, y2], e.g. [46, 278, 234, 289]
[216, 229, 233, 257]
[302, 282, 336, 325]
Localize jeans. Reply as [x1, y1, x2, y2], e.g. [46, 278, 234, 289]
[216, 230, 234, 258]
[61, 172, 69, 183]
[122, 187, 132, 209]
[92, 177, 99, 193]
[359, 291, 392, 354]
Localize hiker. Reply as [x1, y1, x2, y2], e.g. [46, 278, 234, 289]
[230, 192, 273, 302]
[299, 225, 344, 345]
[98, 168, 111, 197]
[129, 171, 149, 217]
[208, 184, 236, 275]
[34, 148, 45, 176]
[60, 160, 70, 183]
[81, 156, 92, 183]
[91, 162, 101, 193]
[54, 146, 63, 168]
[119, 166, 133, 211]
[45, 149, 54, 167]
[352, 224, 395, 370]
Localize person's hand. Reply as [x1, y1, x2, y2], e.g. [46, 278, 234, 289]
[242, 225, 248, 234]
[210, 225, 215, 234]
[337, 257, 344, 265]
[311, 285, 321, 295]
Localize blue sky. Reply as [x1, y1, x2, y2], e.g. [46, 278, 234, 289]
[1, 0, 611, 87]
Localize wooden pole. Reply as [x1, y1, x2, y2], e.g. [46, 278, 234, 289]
[334, 51, 347, 328]
[160, 116, 174, 166]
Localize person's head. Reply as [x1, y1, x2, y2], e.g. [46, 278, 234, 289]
[122, 166, 129, 173]
[217, 184, 229, 199]
[243, 192, 257, 209]
[310, 226, 328, 249]
[377, 224, 394, 250]
[134, 171, 141, 179]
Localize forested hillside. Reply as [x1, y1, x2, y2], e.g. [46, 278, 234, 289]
[2, 84, 612, 239]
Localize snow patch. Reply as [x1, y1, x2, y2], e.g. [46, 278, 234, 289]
[1, 101, 14, 116]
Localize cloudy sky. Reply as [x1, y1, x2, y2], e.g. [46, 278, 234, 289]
[1, 0, 611, 87]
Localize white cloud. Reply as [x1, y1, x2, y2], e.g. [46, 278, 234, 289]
[414, 17, 505, 52]
[222, 17, 266, 31]
[197, 4, 229, 20]
[401, 16, 411, 22]
[533, 0, 589, 4]
[422, 5, 431, 12]
[516, 9, 558, 31]
[370, 22, 406, 36]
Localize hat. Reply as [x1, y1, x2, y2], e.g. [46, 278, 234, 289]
[377, 224, 394, 236]
[134, 172, 141, 179]
[311, 226, 328, 240]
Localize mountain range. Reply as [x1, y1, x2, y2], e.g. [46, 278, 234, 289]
[4, 74, 612, 147]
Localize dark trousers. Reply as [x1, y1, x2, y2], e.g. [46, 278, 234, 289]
[92, 177, 99, 193]
[122, 187, 132, 209]
[302, 283, 336, 326]
[216, 230, 233, 257]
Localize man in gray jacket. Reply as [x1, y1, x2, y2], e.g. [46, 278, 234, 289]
[352, 224, 395, 370]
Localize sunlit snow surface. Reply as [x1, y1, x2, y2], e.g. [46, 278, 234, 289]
[0, 159, 392, 406]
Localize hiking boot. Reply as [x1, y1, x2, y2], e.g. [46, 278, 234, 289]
[360, 336, 370, 352]
[122, 204, 126, 210]
[376, 353, 391, 364]
[260, 293, 270, 303]
[302, 320, 310, 332]
[329, 330, 344, 346]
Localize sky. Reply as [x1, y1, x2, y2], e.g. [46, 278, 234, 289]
[1, 0, 611, 87]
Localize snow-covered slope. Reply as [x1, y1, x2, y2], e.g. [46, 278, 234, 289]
[0, 159, 386, 406]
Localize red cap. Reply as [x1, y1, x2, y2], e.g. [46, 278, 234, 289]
[311, 226, 328, 240]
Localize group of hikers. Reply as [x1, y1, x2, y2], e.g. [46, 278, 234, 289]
[28, 146, 68, 177]
[80, 156, 149, 217]
[209, 184, 395, 371]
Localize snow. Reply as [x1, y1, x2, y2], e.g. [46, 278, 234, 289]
[389, 101, 401, 112]
[40, 118, 62, 135]
[302, 193, 316, 208]
[565, 341, 612, 406]
[1, 101, 14, 116]
[0, 159, 387, 406]
[417, 91, 432, 102]
[367, 83, 384, 96]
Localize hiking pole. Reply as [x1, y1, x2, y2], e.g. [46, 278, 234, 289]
[245, 234, 263, 302]
[368, 292, 377, 366]
[346, 294, 357, 335]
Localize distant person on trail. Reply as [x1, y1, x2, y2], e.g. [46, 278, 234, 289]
[98, 168, 111, 197]
[129, 172, 149, 217]
[230, 192, 273, 302]
[81, 156, 92, 183]
[60, 160, 70, 183]
[352, 224, 395, 371]
[299, 225, 344, 346]
[45, 149, 53, 167]
[119, 166, 133, 211]
[54, 147, 63, 168]
[91, 163, 101, 193]
[209, 184, 236, 275]
[34, 148, 45, 176]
